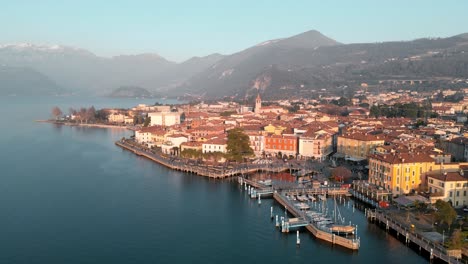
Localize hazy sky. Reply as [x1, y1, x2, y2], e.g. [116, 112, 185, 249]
[1, 0, 467, 62]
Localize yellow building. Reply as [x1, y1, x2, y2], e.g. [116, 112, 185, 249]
[337, 132, 385, 161]
[369, 152, 435, 195]
[263, 124, 286, 135]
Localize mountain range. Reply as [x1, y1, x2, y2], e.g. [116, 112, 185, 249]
[1, 30, 468, 98]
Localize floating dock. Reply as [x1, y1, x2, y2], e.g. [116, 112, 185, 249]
[273, 192, 360, 250]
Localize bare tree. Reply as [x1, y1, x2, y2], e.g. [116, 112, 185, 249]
[331, 166, 352, 182]
[86, 106, 96, 123]
[51, 106, 63, 120]
[79, 107, 87, 123]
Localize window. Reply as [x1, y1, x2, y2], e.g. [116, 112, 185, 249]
[457, 191, 460, 197]
[464, 191, 466, 196]
[449, 191, 453, 197]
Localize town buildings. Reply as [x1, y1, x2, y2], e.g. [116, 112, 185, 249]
[149, 112, 182, 127]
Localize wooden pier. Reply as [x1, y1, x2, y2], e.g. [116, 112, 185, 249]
[367, 209, 462, 263]
[273, 193, 360, 250]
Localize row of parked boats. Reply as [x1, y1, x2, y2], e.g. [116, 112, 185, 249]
[287, 194, 356, 236]
[286, 194, 327, 202]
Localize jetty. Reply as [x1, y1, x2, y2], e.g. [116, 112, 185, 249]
[273, 192, 360, 250]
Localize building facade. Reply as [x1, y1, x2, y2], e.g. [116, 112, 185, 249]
[337, 132, 385, 161]
[427, 170, 468, 208]
[264, 134, 298, 157]
[368, 152, 435, 195]
[148, 112, 181, 127]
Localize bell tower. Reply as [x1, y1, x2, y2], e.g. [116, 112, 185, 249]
[255, 94, 262, 114]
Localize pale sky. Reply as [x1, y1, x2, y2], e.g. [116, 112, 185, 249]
[1, 0, 467, 62]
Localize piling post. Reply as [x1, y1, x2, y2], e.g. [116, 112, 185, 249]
[258, 193, 261, 205]
[297, 230, 300, 246]
[271, 206, 273, 219]
[276, 215, 279, 227]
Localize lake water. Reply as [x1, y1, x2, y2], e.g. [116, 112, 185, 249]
[0, 96, 427, 264]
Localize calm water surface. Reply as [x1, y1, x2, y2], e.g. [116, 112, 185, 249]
[0, 96, 427, 263]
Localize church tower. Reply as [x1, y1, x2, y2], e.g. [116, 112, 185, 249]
[254, 94, 262, 114]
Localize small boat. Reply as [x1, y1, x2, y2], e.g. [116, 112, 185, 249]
[259, 179, 272, 186]
[297, 195, 308, 202]
[330, 225, 356, 235]
[296, 202, 310, 210]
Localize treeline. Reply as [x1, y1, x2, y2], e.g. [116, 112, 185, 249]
[369, 103, 437, 118]
[51, 106, 108, 123]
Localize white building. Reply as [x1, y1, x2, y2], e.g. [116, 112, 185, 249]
[298, 130, 333, 160]
[148, 112, 181, 127]
[427, 170, 468, 208]
[108, 113, 126, 123]
[202, 137, 228, 153]
[246, 132, 264, 156]
[135, 126, 165, 147]
[161, 134, 188, 155]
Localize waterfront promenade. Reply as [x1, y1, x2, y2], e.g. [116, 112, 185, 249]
[367, 209, 462, 263]
[115, 139, 293, 178]
[36, 120, 139, 130]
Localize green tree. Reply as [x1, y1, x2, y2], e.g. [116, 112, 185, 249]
[220, 111, 237, 117]
[446, 229, 462, 249]
[226, 128, 254, 162]
[143, 116, 151, 127]
[435, 199, 457, 228]
[370, 105, 381, 118]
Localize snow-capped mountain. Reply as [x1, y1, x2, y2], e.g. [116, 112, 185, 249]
[0, 43, 225, 95]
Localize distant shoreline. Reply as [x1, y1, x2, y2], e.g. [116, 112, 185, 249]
[35, 120, 133, 130]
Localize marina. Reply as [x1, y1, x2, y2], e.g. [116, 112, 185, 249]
[239, 176, 360, 251]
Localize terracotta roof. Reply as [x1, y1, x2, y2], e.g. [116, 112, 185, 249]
[181, 141, 203, 147]
[449, 137, 468, 145]
[339, 131, 385, 141]
[427, 171, 467, 182]
[138, 126, 165, 133]
[203, 137, 228, 145]
[369, 151, 434, 164]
